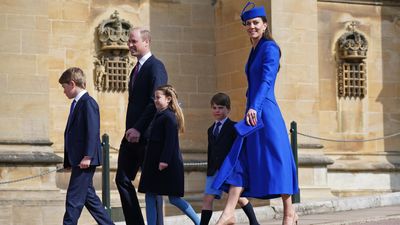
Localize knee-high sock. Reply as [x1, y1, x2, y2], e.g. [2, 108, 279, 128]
[168, 196, 200, 225]
[242, 202, 260, 225]
[200, 210, 212, 225]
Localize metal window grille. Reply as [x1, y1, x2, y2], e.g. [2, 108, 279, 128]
[338, 62, 366, 98]
[105, 59, 129, 92]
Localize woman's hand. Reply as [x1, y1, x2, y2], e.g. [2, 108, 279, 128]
[246, 108, 257, 126]
[159, 162, 168, 171]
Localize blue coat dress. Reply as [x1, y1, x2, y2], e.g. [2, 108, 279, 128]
[212, 38, 299, 199]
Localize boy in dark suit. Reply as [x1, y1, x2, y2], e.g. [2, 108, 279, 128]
[200, 93, 259, 225]
[59, 67, 114, 225]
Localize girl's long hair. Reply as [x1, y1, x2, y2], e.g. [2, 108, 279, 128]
[156, 85, 185, 133]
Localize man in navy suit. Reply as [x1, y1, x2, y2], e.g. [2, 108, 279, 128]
[115, 28, 168, 225]
[59, 67, 114, 225]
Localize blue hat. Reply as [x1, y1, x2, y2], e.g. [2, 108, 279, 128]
[240, 2, 267, 22]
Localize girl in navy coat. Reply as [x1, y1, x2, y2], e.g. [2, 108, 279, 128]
[138, 85, 200, 225]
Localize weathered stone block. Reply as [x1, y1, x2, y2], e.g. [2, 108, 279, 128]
[296, 83, 319, 100]
[151, 26, 182, 41]
[188, 93, 214, 109]
[0, 0, 47, 15]
[52, 21, 88, 36]
[216, 74, 232, 90]
[36, 16, 49, 31]
[48, 49, 66, 70]
[157, 53, 180, 74]
[7, 15, 36, 30]
[192, 4, 214, 26]
[8, 75, 48, 94]
[159, 41, 192, 54]
[62, 1, 89, 21]
[181, 55, 215, 75]
[216, 36, 248, 54]
[192, 42, 215, 55]
[22, 31, 48, 54]
[169, 75, 197, 93]
[0, 54, 36, 74]
[48, 1, 62, 19]
[168, 3, 191, 26]
[183, 27, 214, 42]
[150, 2, 169, 27]
[198, 75, 216, 93]
[0, 29, 20, 53]
[0, 15, 6, 29]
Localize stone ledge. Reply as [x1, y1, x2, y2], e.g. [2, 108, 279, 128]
[318, 0, 400, 6]
[0, 151, 63, 165]
[299, 143, 324, 149]
[0, 140, 53, 146]
[329, 161, 400, 172]
[183, 160, 207, 171]
[299, 154, 334, 166]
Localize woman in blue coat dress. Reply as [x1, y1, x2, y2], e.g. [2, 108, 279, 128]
[213, 2, 299, 225]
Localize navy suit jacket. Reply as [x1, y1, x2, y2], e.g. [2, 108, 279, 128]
[64, 92, 102, 168]
[207, 118, 237, 176]
[126, 55, 168, 135]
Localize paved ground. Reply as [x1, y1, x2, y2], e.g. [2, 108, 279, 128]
[116, 193, 400, 225]
[235, 205, 400, 225]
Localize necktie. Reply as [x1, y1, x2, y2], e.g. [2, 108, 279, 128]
[131, 62, 140, 87]
[67, 100, 76, 127]
[69, 100, 76, 116]
[213, 121, 222, 139]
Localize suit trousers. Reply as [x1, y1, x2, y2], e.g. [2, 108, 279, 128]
[116, 139, 164, 225]
[63, 166, 114, 225]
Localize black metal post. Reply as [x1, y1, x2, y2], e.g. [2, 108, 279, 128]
[290, 121, 300, 203]
[102, 134, 111, 216]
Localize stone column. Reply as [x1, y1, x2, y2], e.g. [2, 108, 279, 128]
[0, 0, 62, 192]
[0, 1, 64, 224]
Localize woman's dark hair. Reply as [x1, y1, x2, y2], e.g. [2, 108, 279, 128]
[259, 16, 282, 71]
[244, 16, 282, 71]
[260, 16, 275, 41]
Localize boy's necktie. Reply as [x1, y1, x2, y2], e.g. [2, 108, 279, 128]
[213, 121, 221, 139]
[69, 100, 76, 115]
[67, 100, 76, 128]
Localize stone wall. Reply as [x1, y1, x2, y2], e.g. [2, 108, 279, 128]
[271, 0, 321, 143]
[150, 0, 216, 154]
[48, 0, 151, 155]
[0, 0, 50, 144]
[317, 2, 400, 154]
[215, 0, 321, 144]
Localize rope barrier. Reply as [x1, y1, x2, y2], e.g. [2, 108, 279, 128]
[109, 145, 119, 152]
[297, 131, 400, 143]
[0, 166, 64, 185]
[183, 161, 207, 166]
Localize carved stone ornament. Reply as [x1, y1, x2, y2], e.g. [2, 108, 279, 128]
[338, 21, 368, 61]
[94, 11, 134, 92]
[337, 21, 368, 99]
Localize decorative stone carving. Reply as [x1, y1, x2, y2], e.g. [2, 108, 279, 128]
[94, 11, 134, 92]
[338, 22, 368, 61]
[337, 21, 368, 99]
